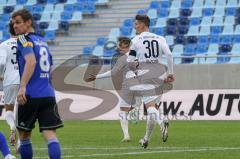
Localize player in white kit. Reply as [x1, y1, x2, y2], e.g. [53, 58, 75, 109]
[0, 21, 20, 146]
[128, 15, 175, 148]
[86, 37, 141, 142]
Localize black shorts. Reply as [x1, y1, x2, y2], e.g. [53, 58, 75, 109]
[16, 97, 63, 132]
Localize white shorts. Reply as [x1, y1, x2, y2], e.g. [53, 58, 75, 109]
[3, 84, 19, 105]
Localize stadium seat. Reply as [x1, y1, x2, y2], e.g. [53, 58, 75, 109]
[179, 17, 189, 26]
[1, 14, 10, 22]
[171, 0, 181, 9]
[47, 20, 59, 31]
[166, 25, 177, 35]
[187, 36, 197, 43]
[212, 17, 223, 26]
[215, 0, 227, 8]
[167, 18, 178, 26]
[211, 26, 222, 35]
[180, 9, 191, 17]
[229, 56, 240, 63]
[59, 21, 69, 31]
[71, 11, 82, 22]
[158, 8, 168, 17]
[64, 4, 74, 13]
[201, 17, 212, 26]
[123, 19, 133, 28]
[203, 8, 214, 17]
[190, 17, 201, 26]
[37, 0, 47, 4]
[92, 45, 104, 56]
[137, 9, 146, 15]
[235, 25, 240, 35]
[226, 0, 238, 7]
[43, 4, 54, 13]
[192, 0, 204, 9]
[66, 0, 77, 4]
[17, 0, 27, 4]
[7, 0, 16, 5]
[96, 37, 107, 46]
[33, 13, 41, 21]
[175, 35, 186, 44]
[54, 3, 64, 13]
[33, 4, 44, 13]
[187, 26, 199, 36]
[14, 5, 24, 11]
[149, 1, 159, 9]
[207, 44, 219, 55]
[39, 21, 49, 29]
[155, 18, 166, 27]
[203, 0, 215, 8]
[225, 8, 236, 16]
[199, 26, 210, 36]
[205, 57, 217, 64]
[178, 25, 188, 35]
[224, 16, 235, 26]
[184, 44, 196, 55]
[147, 9, 157, 19]
[168, 8, 179, 18]
[219, 44, 232, 53]
[95, 0, 109, 5]
[26, 0, 36, 5]
[198, 36, 209, 44]
[0, 0, 7, 6]
[160, 0, 170, 9]
[172, 44, 183, 56]
[155, 27, 165, 36]
[230, 44, 240, 54]
[234, 35, 240, 43]
[47, 0, 57, 4]
[108, 28, 120, 41]
[220, 35, 233, 44]
[165, 35, 174, 46]
[44, 30, 55, 41]
[51, 12, 61, 21]
[214, 7, 225, 17]
[121, 27, 132, 36]
[190, 8, 202, 18]
[40, 12, 51, 22]
[222, 25, 234, 35]
[61, 11, 72, 21]
[83, 45, 93, 55]
[210, 35, 220, 43]
[181, 0, 193, 9]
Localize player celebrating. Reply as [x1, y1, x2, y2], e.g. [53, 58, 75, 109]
[86, 37, 141, 142]
[0, 21, 20, 146]
[12, 9, 63, 159]
[128, 14, 175, 148]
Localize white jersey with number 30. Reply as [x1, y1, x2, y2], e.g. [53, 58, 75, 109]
[0, 38, 20, 87]
[130, 32, 173, 74]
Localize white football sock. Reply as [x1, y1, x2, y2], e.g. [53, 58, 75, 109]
[119, 111, 129, 139]
[5, 111, 15, 131]
[143, 118, 155, 141]
[147, 107, 163, 126]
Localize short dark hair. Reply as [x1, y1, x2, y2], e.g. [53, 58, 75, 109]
[118, 36, 131, 47]
[8, 21, 16, 36]
[135, 14, 150, 27]
[12, 9, 33, 25]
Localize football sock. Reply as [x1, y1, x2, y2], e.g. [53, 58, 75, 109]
[48, 138, 61, 159]
[20, 139, 33, 159]
[0, 132, 10, 158]
[119, 111, 129, 139]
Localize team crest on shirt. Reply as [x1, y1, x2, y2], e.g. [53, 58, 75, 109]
[23, 41, 33, 47]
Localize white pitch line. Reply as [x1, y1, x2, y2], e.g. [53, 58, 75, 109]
[33, 147, 240, 159]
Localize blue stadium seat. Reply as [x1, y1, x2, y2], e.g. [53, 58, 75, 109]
[44, 30, 55, 41]
[33, 13, 41, 21]
[96, 37, 107, 46]
[184, 44, 196, 55]
[168, 8, 179, 18]
[181, 0, 193, 9]
[54, 3, 64, 13]
[229, 56, 240, 63]
[211, 26, 222, 35]
[104, 49, 115, 57]
[175, 35, 185, 44]
[179, 17, 189, 26]
[180, 8, 191, 17]
[121, 27, 132, 36]
[26, 0, 36, 5]
[201, 17, 212, 26]
[4, 6, 14, 14]
[1, 14, 10, 22]
[187, 26, 199, 36]
[155, 27, 165, 36]
[220, 35, 233, 44]
[219, 44, 232, 53]
[171, 0, 181, 9]
[123, 19, 133, 28]
[137, 9, 146, 15]
[33, 4, 44, 13]
[192, 0, 204, 9]
[47, 0, 57, 4]
[160, 0, 170, 9]
[210, 35, 220, 43]
[190, 17, 201, 26]
[205, 57, 217, 64]
[17, 0, 27, 5]
[196, 44, 208, 54]
[235, 25, 240, 35]
[165, 35, 174, 46]
[178, 25, 188, 35]
[234, 35, 240, 43]
[215, 0, 227, 8]
[198, 35, 209, 44]
[225, 7, 236, 16]
[71, 11, 82, 22]
[64, 4, 74, 13]
[222, 25, 234, 35]
[61, 11, 72, 21]
[172, 44, 184, 55]
[158, 8, 168, 17]
[167, 18, 178, 26]
[147, 9, 157, 19]
[24, 5, 34, 12]
[92, 46, 104, 56]
[212, 17, 223, 26]
[0, 21, 6, 31]
[108, 28, 120, 41]
[83, 45, 93, 55]
[51, 12, 61, 22]
[40, 12, 51, 22]
[203, 0, 215, 8]
[37, 0, 47, 4]
[43, 4, 54, 13]
[59, 21, 69, 31]
[203, 8, 214, 17]
[7, 0, 16, 5]
[214, 7, 225, 17]
[39, 21, 49, 29]
[187, 36, 197, 43]
[66, 0, 77, 4]
[166, 25, 177, 35]
[149, 1, 159, 9]
[14, 5, 24, 12]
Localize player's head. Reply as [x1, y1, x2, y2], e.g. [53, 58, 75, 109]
[8, 21, 16, 36]
[135, 14, 150, 34]
[11, 9, 33, 35]
[117, 37, 131, 54]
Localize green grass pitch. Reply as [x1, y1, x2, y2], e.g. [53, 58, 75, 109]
[1, 120, 240, 159]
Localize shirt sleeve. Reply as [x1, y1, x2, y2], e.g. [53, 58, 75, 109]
[0, 43, 7, 65]
[161, 38, 174, 74]
[18, 35, 34, 57]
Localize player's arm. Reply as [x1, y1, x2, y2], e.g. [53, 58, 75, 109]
[161, 39, 175, 83]
[0, 44, 7, 80]
[17, 35, 36, 104]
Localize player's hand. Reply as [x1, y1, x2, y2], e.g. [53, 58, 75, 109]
[85, 75, 96, 82]
[17, 86, 27, 105]
[0, 76, 3, 81]
[164, 74, 175, 83]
